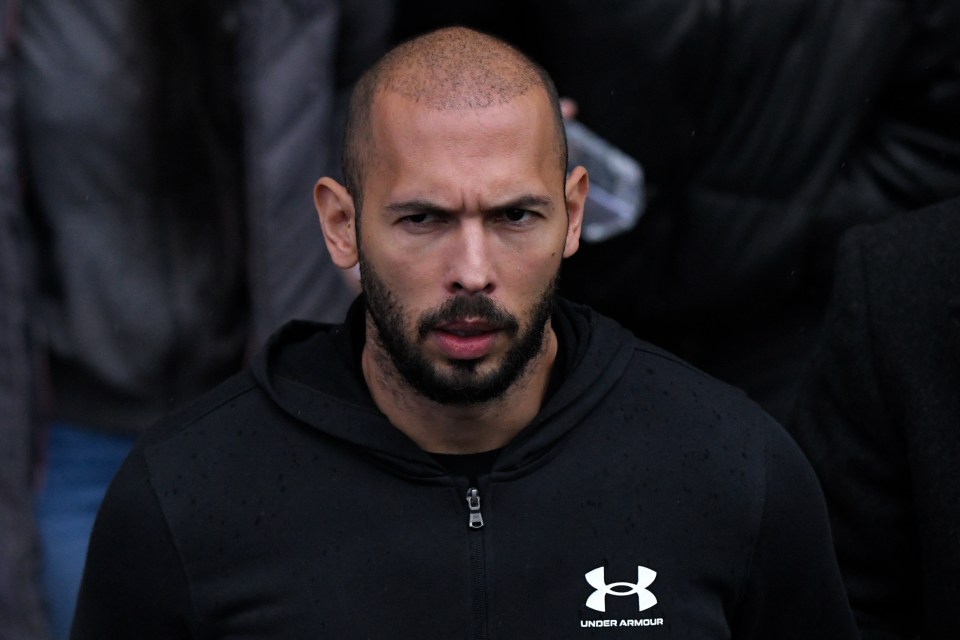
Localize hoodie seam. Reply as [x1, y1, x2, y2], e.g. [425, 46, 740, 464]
[141, 449, 208, 636]
[146, 382, 259, 444]
[731, 425, 769, 616]
[271, 372, 387, 418]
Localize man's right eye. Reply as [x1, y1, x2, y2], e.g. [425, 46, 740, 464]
[401, 210, 448, 224]
[398, 211, 445, 231]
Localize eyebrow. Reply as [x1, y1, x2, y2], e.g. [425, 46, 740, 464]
[485, 195, 554, 212]
[384, 200, 452, 216]
[384, 194, 555, 216]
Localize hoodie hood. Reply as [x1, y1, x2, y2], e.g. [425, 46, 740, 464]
[250, 297, 637, 481]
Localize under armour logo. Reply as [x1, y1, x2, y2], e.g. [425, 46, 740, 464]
[584, 566, 658, 613]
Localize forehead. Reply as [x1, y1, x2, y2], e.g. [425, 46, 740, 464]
[367, 88, 561, 197]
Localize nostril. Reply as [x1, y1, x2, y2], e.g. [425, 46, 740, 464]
[449, 280, 493, 294]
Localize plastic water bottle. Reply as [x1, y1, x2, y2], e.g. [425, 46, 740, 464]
[565, 119, 645, 243]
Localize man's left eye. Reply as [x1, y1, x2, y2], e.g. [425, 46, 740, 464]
[503, 209, 532, 223]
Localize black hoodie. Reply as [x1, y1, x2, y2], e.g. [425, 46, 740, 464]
[72, 299, 858, 639]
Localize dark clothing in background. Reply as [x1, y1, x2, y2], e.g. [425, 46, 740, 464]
[73, 299, 858, 639]
[0, 2, 47, 636]
[395, 0, 960, 420]
[18, 0, 249, 432]
[0, 0, 392, 637]
[789, 198, 960, 639]
[17, 0, 390, 434]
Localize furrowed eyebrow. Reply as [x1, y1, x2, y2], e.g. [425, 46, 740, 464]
[485, 195, 553, 212]
[384, 194, 554, 216]
[384, 200, 452, 216]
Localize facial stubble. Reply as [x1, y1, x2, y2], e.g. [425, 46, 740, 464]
[360, 256, 558, 406]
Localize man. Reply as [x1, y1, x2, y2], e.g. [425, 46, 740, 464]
[72, 28, 857, 638]
[789, 198, 960, 638]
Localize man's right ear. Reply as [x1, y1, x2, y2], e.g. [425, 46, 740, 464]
[314, 177, 359, 269]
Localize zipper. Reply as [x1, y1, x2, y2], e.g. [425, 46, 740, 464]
[466, 487, 484, 529]
[465, 486, 488, 640]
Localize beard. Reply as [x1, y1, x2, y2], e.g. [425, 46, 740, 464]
[360, 257, 557, 406]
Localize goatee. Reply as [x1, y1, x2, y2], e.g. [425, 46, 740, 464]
[360, 258, 556, 405]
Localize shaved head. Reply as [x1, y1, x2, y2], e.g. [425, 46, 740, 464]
[342, 27, 567, 213]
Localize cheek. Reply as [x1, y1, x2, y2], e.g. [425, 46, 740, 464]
[504, 249, 561, 294]
[374, 253, 436, 306]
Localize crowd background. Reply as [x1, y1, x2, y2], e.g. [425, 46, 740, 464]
[1, 1, 390, 638]
[1, 0, 958, 638]
[394, 0, 960, 421]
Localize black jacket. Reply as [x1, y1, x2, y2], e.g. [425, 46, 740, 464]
[789, 199, 960, 639]
[73, 300, 858, 639]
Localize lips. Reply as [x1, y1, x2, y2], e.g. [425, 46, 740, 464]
[432, 320, 500, 360]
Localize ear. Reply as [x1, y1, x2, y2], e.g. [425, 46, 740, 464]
[314, 177, 359, 269]
[562, 165, 588, 258]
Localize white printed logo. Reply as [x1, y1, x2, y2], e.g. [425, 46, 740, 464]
[584, 566, 658, 613]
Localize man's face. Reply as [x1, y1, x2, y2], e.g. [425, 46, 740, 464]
[357, 89, 582, 405]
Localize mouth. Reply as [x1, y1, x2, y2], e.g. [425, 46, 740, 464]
[431, 319, 501, 360]
[437, 319, 499, 336]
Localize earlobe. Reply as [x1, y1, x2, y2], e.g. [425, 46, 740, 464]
[562, 166, 588, 258]
[314, 177, 359, 269]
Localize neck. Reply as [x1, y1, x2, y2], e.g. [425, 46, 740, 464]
[361, 322, 557, 454]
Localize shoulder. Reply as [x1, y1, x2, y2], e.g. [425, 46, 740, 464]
[584, 335, 839, 617]
[832, 198, 960, 353]
[138, 369, 264, 450]
[614, 334, 810, 486]
[563, 300, 780, 445]
[626, 336, 775, 431]
[94, 370, 266, 524]
[841, 197, 960, 284]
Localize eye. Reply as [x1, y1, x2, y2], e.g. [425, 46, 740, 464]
[400, 211, 445, 226]
[397, 210, 448, 233]
[501, 209, 534, 224]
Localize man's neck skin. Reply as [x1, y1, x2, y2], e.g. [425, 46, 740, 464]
[361, 320, 558, 455]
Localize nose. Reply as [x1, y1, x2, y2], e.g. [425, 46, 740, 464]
[447, 220, 495, 295]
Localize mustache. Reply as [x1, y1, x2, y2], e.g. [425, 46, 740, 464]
[417, 296, 520, 339]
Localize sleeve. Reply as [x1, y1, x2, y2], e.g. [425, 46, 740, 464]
[732, 423, 860, 640]
[732, 418, 860, 640]
[70, 446, 198, 640]
[788, 229, 919, 640]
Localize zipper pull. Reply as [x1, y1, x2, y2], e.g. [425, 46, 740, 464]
[466, 487, 484, 529]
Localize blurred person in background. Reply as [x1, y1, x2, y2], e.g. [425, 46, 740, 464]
[789, 198, 960, 639]
[1, 0, 391, 638]
[0, 2, 47, 637]
[393, 0, 960, 422]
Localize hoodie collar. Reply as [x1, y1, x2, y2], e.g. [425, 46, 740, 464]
[251, 297, 636, 480]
